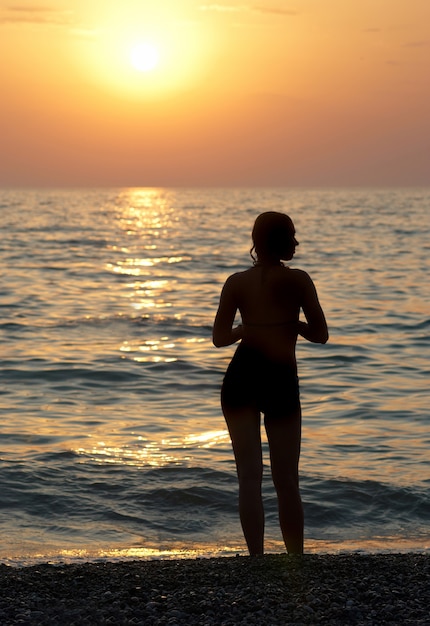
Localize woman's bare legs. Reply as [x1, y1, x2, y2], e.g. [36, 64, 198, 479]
[223, 406, 264, 556]
[264, 408, 304, 554]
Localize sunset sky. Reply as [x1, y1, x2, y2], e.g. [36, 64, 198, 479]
[1, 0, 429, 187]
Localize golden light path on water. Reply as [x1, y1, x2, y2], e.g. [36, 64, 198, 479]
[75, 430, 230, 468]
[71, 189, 232, 471]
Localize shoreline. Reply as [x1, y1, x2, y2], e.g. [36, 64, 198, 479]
[2, 535, 428, 568]
[1, 553, 428, 624]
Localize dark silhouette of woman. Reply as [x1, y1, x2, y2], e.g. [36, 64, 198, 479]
[213, 212, 328, 555]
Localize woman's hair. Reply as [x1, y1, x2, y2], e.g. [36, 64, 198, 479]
[250, 211, 295, 263]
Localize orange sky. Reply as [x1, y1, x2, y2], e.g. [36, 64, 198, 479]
[1, 0, 429, 187]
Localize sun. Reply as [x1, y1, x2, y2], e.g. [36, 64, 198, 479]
[70, 9, 216, 100]
[130, 42, 160, 72]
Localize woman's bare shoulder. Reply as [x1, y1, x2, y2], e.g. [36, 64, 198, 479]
[289, 268, 313, 283]
[225, 267, 255, 283]
[220, 270, 251, 295]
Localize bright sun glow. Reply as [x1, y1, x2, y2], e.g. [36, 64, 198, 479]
[130, 42, 159, 72]
[70, 7, 216, 100]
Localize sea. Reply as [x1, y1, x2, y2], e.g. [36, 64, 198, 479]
[1, 187, 429, 566]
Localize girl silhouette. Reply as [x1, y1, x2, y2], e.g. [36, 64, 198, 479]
[213, 212, 328, 555]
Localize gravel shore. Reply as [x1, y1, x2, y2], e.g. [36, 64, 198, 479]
[0, 553, 428, 625]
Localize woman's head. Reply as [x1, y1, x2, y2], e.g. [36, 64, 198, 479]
[251, 211, 298, 264]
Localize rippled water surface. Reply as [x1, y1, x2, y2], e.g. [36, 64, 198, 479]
[1, 188, 429, 564]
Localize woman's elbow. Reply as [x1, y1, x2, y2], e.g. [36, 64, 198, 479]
[212, 331, 225, 348]
[319, 329, 329, 344]
[213, 328, 237, 347]
[311, 326, 329, 344]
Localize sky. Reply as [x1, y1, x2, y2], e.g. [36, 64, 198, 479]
[1, 0, 429, 188]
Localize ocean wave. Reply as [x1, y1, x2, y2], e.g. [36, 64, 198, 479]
[1, 457, 428, 548]
[303, 476, 430, 529]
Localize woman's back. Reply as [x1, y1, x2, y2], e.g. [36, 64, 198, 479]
[228, 264, 304, 363]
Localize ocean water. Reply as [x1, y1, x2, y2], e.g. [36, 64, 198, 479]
[0, 187, 429, 566]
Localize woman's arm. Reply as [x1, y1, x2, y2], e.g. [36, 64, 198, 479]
[212, 276, 244, 347]
[298, 272, 329, 344]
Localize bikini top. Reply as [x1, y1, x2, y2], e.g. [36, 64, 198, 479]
[243, 320, 297, 327]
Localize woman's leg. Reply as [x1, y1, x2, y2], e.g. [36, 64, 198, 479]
[223, 405, 264, 556]
[264, 408, 304, 554]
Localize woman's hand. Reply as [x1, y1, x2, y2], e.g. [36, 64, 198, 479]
[231, 324, 244, 344]
[297, 319, 328, 344]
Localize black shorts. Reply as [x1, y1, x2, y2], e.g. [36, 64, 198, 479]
[221, 343, 300, 418]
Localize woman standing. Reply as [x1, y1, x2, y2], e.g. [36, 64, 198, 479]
[213, 212, 328, 555]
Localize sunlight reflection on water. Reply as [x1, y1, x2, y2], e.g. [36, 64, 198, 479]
[1, 187, 429, 562]
[75, 430, 230, 468]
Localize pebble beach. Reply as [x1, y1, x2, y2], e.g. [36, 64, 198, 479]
[0, 553, 428, 625]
